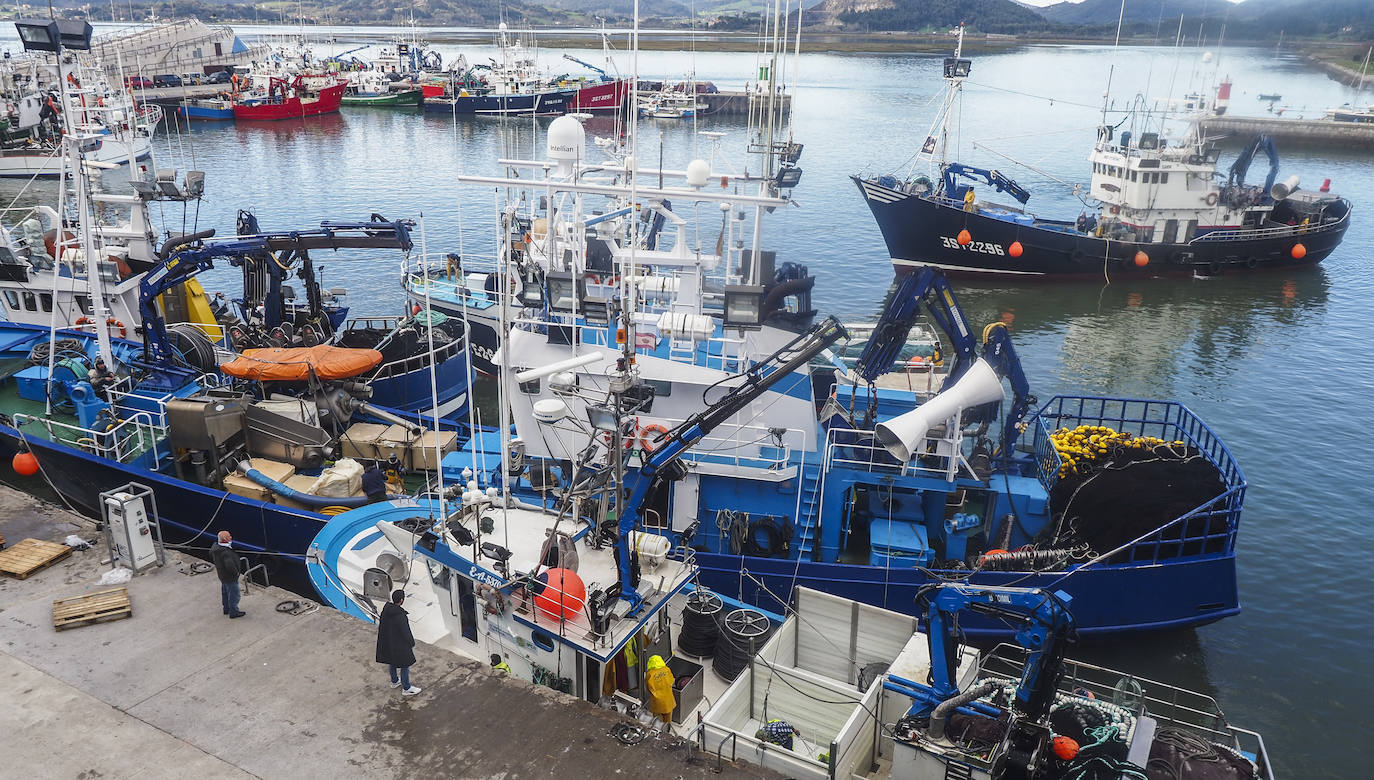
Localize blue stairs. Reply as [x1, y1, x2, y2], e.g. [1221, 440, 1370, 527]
[794, 466, 823, 560]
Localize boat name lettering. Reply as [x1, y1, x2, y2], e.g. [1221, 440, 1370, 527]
[469, 565, 502, 587]
[940, 237, 1006, 255]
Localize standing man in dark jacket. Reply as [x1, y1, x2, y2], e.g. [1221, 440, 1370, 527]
[376, 590, 420, 695]
[210, 531, 244, 618]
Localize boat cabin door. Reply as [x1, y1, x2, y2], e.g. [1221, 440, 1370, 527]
[449, 570, 479, 643]
[1162, 219, 1179, 244]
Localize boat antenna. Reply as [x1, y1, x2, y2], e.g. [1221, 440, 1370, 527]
[1100, 0, 1127, 131]
[416, 215, 446, 521]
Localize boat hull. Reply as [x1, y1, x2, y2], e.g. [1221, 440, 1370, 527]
[176, 102, 235, 121]
[693, 549, 1239, 639]
[0, 425, 324, 581]
[853, 175, 1352, 278]
[0, 133, 152, 177]
[422, 89, 575, 117]
[569, 79, 628, 113]
[233, 83, 346, 121]
[340, 89, 423, 107]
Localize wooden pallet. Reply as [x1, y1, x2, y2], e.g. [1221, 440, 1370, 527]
[53, 587, 132, 631]
[0, 532, 6, 550]
[0, 538, 72, 579]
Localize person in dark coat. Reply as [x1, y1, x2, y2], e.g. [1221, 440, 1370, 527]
[209, 530, 244, 618]
[376, 589, 420, 695]
[362, 462, 387, 503]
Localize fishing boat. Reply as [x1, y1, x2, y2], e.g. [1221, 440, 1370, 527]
[340, 72, 422, 107]
[637, 88, 704, 119]
[0, 58, 158, 177]
[175, 98, 235, 121]
[423, 24, 575, 117]
[694, 586, 1272, 779]
[853, 26, 1353, 278]
[558, 36, 629, 114]
[233, 75, 345, 121]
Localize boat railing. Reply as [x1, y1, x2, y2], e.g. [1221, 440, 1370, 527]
[13, 409, 164, 464]
[1029, 396, 1244, 564]
[1189, 212, 1347, 243]
[643, 415, 804, 470]
[980, 644, 1271, 777]
[821, 425, 963, 482]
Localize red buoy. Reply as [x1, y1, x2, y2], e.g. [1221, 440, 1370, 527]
[534, 568, 587, 622]
[1291, 243, 1307, 260]
[1052, 736, 1080, 760]
[1133, 251, 1149, 267]
[1007, 241, 1023, 258]
[12, 451, 38, 476]
[411, 304, 422, 316]
[956, 229, 972, 246]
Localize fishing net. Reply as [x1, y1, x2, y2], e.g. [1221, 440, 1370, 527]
[1043, 426, 1228, 560]
[1146, 727, 1258, 780]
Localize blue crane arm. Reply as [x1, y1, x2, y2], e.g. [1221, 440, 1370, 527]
[613, 316, 848, 613]
[919, 585, 1074, 718]
[942, 163, 1031, 205]
[979, 322, 1034, 464]
[562, 53, 608, 79]
[853, 266, 979, 385]
[140, 218, 415, 362]
[1227, 134, 1279, 199]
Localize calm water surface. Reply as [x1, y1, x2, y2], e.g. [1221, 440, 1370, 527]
[1, 32, 1369, 776]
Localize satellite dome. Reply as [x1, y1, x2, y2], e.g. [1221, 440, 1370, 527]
[546, 115, 585, 171]
[685, 159, 710, 188]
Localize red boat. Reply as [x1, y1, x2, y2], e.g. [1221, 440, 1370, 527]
[233, 76, 346, 121]
[568, 78, 628, 113]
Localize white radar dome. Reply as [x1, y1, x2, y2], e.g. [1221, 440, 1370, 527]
[1202, 51, 1213, 63]
[547, 115, 585, 169]
[685, 159, 710, 188]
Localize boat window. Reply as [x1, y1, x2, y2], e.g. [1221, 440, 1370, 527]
[76, 295, 92, 315]
[531, 629, 556, 652]
[39, 293, 51, 312]
[518, 377, 540, 394]
[1130, 170, 1138, 182]
[3, 291, 17, 310]
[1160, 173, 1169, 184]
[645, 378, 672, 398]
[21, 291, 35, 311]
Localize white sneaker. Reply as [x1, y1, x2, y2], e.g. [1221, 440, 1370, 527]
[402, 686, 422, 696]
[389, 680, 402, 688]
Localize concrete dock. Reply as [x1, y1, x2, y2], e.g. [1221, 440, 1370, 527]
[1199, 114, 1374, 149]
[0, 485, 772, 779]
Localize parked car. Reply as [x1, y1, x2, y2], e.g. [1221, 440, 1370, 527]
[125, 76, 153, 89]
[152, 74, 183, 88]
[206, 70, 232, 85]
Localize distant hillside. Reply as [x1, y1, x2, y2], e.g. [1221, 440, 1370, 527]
[812, 0, 1056, 34]
[1039, 0, 1373, 39]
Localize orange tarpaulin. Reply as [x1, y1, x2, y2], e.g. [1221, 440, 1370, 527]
[219, 345, 383, 381]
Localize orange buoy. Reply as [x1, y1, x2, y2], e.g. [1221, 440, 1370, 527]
[1133, 251, 1149, 267]
[1052, 736, 1080, 760]
[411, 304, 422, 316]
[12, 451, 38, 476]
[534, 568, 587, 622]
[956, 229, 972, 246]
[1291, 243, 1307, 260]
[1008, 241, 1023, 258]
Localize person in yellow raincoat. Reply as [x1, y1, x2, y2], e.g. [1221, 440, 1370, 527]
[645, 655, 676, 724]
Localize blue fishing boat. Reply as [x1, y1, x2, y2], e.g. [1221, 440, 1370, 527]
[176, 99, 235, 121]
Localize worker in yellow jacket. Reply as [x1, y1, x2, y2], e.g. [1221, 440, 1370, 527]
[645, 655, 676, 725]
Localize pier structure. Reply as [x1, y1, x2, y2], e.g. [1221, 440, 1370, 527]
[0, 485, 772, 779]
[1200, 114, 1374, 149]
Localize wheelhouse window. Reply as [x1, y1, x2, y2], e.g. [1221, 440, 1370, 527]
[21, 291, 36, 311]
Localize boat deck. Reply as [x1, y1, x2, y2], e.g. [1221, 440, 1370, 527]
[0, 485, 773, 779]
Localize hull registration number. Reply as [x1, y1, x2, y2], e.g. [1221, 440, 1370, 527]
[940, 236, 1005, 255]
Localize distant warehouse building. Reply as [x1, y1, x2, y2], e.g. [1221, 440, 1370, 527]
[91, 18, 268, 76]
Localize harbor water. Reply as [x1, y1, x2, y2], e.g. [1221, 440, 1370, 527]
[0, 29, 1368, 776]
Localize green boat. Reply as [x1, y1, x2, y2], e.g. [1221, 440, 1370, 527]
[340, 87, 424, 107]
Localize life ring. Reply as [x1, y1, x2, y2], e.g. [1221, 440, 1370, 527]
[586, 273, 602, 285]
[905, 355, 929, 369]
[1109, 205, 1120, 215]
[603, 420, 640, 452]
[639, 423, 670, 454]
[1205, 192, 1219, 207]
[76, 316, 127, 339]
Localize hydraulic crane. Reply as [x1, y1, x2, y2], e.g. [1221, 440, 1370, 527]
[138, 218, 414, 363]
[916, 584, 1075, 780]
[853, 265, 1032, 464]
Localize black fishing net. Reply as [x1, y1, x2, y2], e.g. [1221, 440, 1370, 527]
[1045, 445, 1228, 560]
[1146, 727, 1258, 780]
